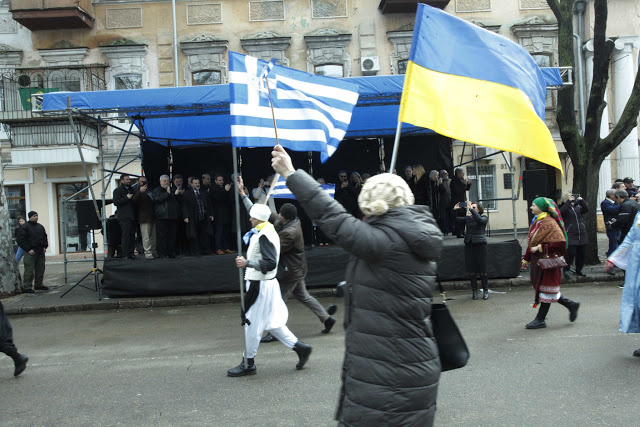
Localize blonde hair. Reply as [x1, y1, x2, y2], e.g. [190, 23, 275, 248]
[561, 193, 573, 203]
[357, 173, 415, 217]
[412, 164, 426, 181]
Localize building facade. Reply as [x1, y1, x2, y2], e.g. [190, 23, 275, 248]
[1, 0, 638, 254]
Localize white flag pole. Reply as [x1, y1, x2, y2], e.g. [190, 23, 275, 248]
[388, 121, 403, 174]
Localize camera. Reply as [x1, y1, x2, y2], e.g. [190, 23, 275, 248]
[459, 201, 467, 208]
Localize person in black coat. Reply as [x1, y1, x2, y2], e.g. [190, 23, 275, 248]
[334, 170, 357, 216]
[411, 164, 431, 207]
[112, 174, 137, 259]
[0, 301, 28, 377]
[612, 189, 640, 243]
[439, 170, 453, 234]
[211, 174, 234, 254]
[601, 189, 620, 257]
[171, 174, 187, 255]
[152, 174, 180, 258]
[15, 211, 48, 293]
[559, 193, 589, 278]
[455, 201, 489, 299]
[182, 178, 214, 255]
[450, 167, 472, 238]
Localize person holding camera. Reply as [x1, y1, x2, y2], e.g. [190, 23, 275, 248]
[455, 201, 489, 299]
[559, 192, 589, 278]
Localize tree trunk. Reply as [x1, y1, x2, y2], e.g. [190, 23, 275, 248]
[570, 157, 603, 265]
[0, 165, 22, 294]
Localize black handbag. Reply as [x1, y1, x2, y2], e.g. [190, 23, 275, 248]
[432, 281, 470, 372]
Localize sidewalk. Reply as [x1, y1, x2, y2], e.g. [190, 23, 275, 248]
[2, 233, 624, 315]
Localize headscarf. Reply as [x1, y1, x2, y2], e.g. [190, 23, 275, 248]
[532, 197, 568, 248]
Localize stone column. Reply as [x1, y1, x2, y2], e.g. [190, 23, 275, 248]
[584, 40, 611, 206]
[612, 36, 640, 181]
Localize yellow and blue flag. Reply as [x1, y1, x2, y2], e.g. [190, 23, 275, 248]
[398, 4, 561, 171]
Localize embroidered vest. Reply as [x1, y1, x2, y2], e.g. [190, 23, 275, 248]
[244, 224, 280, 281]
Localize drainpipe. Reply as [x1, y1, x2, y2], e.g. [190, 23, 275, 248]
[172, 0, 179, 87]
[574, 0, 587, 135]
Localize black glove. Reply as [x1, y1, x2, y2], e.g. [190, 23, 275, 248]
[241, 309, 251, 326]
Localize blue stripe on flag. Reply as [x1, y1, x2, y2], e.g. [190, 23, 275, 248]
[270, 176, 335, 199]
[229, 52, 359, 162]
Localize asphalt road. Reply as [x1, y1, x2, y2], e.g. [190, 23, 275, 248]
[1, 285, 638, 426]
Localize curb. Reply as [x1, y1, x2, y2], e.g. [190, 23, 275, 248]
[3, 275, 623, 316]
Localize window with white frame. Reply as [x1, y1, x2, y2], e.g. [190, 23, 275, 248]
[314, 64, 344, 78]
[466, 165, 497, 210]
[114, 74, 142, 90]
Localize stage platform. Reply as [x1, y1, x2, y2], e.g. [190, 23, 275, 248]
[102, 237, 522, 297]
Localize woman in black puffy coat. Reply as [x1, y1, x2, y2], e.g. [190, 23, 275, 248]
[272, 145, 443, 427]
[559, 193, 589, 278]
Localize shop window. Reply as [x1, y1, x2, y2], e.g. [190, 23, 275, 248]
[57, 183, 89, 253]
[466, 165, 497, 210]
[314, 64, 344, 78]
[192, 70, 222, 86]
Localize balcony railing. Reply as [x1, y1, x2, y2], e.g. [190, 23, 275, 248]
[0, 65, 106, 122]
[10, 0, 95, 30]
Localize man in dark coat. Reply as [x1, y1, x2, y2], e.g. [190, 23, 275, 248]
[0, 301, 28, 377]
[152, 174, 180, 258]
[171, 174, 187, 255]
[439, 169, 453, 234]
[16, 211, 48, 293]
[273, 145, 442, 426]
[211, 174, 234, 254]
[450, 167, 472, 238]
[334, 170, 357, 217]
[613, 189, 640, 243]
[559, 194, 589, 277]
[133, 176, 156, 259]
[112, 174, 137, 259]
[182, 178, 214, 255]
[601, 189, 620, 257]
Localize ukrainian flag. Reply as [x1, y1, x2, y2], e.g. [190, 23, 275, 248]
[398, 4, 562, 172]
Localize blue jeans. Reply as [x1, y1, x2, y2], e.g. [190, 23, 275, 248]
[15, 246, 24, 264]
[606, 229, 620, 257]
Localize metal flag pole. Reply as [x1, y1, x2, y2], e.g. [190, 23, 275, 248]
[388, 121, 403, 174]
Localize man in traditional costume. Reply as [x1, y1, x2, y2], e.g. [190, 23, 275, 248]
[227, 203, 312, 377]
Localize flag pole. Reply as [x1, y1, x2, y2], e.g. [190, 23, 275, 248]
[389, 121, 403, 174]
[263, 73, 281, 203]
[232, 146, 249, 369]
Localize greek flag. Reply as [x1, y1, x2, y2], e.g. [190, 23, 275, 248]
[229, 52, 359, 162]
[270, 176, 335, 199]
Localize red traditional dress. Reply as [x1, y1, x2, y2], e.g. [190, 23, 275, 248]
[523, 214, 567, 304]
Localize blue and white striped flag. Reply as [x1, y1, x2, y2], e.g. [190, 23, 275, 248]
[229, 52, 360, 162]
[270, 175, 335, 199]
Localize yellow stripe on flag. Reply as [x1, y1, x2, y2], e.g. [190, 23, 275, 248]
[399, 61, 562, 172]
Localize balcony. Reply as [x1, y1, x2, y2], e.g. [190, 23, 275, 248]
[10, 0, 95, 30]
[378, 0, 450, 14]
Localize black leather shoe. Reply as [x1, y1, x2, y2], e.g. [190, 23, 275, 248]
[563, 270, 572, 279]
[260, 333, 278, 343]
[482, 289, 489, 300]
[472, 289, 478, 300]
[35, 285, 49, 291]
[568, 301, 580, 322]
[322, 316, 336, 334]
[327, 304, 337, 316]
[227, 358, 256, 377]
[525, 318, 547, 329]
[633, 349, 640, 357]
[14, 354, 28, 377]
[293, 341, 312, 369]
[21, 288, 35, 294]
[575, 271, 587, 277]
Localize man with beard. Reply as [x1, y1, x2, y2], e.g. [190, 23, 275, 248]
[334, 170, 357, 217]
[112, 174, 137, 259]
[182, 177, 214, 255]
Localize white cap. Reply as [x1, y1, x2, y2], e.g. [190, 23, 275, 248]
[249, 204, 271, 222]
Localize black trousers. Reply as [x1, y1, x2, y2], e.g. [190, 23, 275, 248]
[454, 209, 466, 237]
[215, 224, 230, 251]
[0, 302, 18, 358]
[118, 219, 136, 257]
[565, 244, 587, 273]
[156, 219, 177, 257]
[188, 219, 210, 255]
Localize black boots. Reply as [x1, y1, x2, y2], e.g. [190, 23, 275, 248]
[481, 275, 489, 300]
[322, 316, 336, 334]
[526, 303, 550, 329]
[293, 341, 312, 370]
[470, 276, 478, 300]
[227, 358, 256, 377]
[260, 333, 278, 343]
[558, 295, 580, 322]
[5, 350, 28, 377]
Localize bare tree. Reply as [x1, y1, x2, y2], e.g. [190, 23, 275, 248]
[548, 0, 640, 263]
[0, 163, 22, 294]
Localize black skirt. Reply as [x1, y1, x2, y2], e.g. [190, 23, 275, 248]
[464, 243, 487, 274]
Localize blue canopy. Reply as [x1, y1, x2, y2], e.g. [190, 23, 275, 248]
[42, 71, 563, 147]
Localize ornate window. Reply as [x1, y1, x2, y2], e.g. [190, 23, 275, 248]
[192, 70, 221, 86]
[99, 41, 148, 91]
[240, 32, 291, 68]
[304, 29, 352, 77]
[114, 74, 142, 90]
[314, 64, 344, 78]
[179, 35, 228, 86]
[387, 30, 412, 75]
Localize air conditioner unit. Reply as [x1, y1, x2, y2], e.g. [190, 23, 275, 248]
[361, 56, 380, 74]
[476, 146, 495, 160]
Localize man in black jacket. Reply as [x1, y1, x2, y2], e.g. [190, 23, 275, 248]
[450, 167, 472, 238]
[16, 211, 48, 293]
[0, 301, 28, 377]
[112, 174, 137, 259]
[152, 175, 179, 258]
[133, 176, 156, 259]
[613, 189, 639, 243]
[182, 178, 214, 255]
[211, 174, 234, 255]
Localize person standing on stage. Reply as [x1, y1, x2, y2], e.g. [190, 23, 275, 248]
[0, 301, 28, 377]
[16, 211, 48, 293]
[411, 164, 430, 207]
[521, 197, 580, 329]
[112, 174, 137, 259]
[455, 201, 489, 300]
[152, 175, 180, 258]
[172, 174, 187, 255]
[182, 177, 214, 255]
[211, 174, 234, 255]
[272, 145, 442, 426]
[133, 176, 157, 260]
[439, 170, 453, 234]
[227, 203, 312, 377]
[450, 167, 471, 238]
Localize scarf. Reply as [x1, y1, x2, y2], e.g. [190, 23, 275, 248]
[242, 221, 272, 246]
[531, 197, 568, 248]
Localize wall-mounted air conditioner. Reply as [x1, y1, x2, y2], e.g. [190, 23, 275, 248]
[361, 56, 380, 74]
